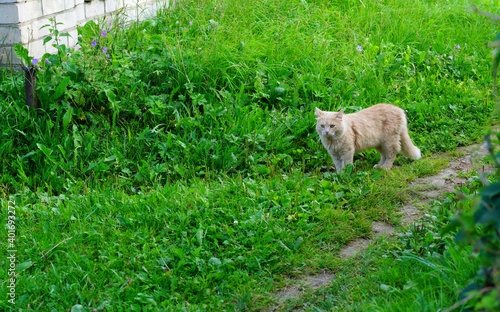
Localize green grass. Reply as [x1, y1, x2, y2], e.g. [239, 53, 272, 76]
[0, 0, 498, 310]
[290, 191, 484, 312]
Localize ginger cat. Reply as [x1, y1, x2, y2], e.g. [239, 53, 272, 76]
[315, 104, 421, 171]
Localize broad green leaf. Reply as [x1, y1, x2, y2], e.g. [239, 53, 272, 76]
[104, 155, 117, 162]
[77, 20, 99, 39]
[196, 228, 204, 246]
[43, 36, 53, 45]
[476, 209, 500, 225]
[480, 182, 500, 197]
[36, 143, 52, 157]
[53, 76, 71, 100]
[208, 257, 221, 267]
[104, 89, 119, 106]
[71, 305, 85, 312]
[13, 43, 29, 63]
[62, 109, 73, 128]
[73, 125, 82, 149]
[16, 261, 33, 272]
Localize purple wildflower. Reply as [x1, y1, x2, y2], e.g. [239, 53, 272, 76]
[46, 59, 50, 65]
[91, 40, 97, 47]
[103, 46, 108, 53]
[106, 54, 110, 58]
[454, 44, 461, 49]
[31, 58, 39, 65]
[449, 55, 453, 60]
[356, 45, 362, 52]
[120, 23, 124, 28]
[260, 71, 264, 76]
[189, 21, 193, 25]
[101, 31, 107, 37]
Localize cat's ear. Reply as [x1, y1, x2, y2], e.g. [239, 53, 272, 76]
[337, 109, 344, 120]
[314, 107, 323, 117]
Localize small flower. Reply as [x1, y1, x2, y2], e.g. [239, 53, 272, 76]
[449, 55, 453, 60]
[454, 44, 461, 49]
[91, 40, 97, 47]
[46, 59, 50, 65]
[106, 54, 110, 58]
[356, 45, 362, 52]
[189, 21, 193, 25]
[260, 71, 264, 76]
[234, 220, 238, 225]
[103, 46, 108, 53]
[120, 23, 124, 28]
[101, 30, 107, 37]
[31, 58, 39, 65]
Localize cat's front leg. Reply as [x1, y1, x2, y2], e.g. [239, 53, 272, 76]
[331, 155, 344, 172]
[340, 152, 354, 172]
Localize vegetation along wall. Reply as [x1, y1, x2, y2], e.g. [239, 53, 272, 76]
[0, 0, 169, 66]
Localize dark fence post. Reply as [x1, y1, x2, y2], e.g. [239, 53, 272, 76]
[21, 65, 38, 110]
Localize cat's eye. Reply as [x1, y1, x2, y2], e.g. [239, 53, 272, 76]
[330, 125, 335, 128]
[320, 125, 325, 128]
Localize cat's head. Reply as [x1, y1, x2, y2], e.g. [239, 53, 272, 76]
[315, 107, 344, 138]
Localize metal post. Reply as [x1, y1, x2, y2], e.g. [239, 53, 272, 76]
[21, 65, 38, 110]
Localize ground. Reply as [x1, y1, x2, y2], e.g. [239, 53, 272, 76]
[273, 143, 492, 309]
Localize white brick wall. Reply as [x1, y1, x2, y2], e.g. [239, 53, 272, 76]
[85, 0, 105, 18]
[42, 0, 65, 15]
[64, 0, 75, 9]
[0, 26, 20, 45]
[74, 4, 86, 23]
[19, 1, 43, 23]
[0, 0, 170, 66]
[104, 0, 120, 12]
[1, 3, 19, 24]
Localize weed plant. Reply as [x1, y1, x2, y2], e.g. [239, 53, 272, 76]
[0, 0, 498, 310]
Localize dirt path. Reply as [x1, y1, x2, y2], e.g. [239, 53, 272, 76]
[273, 143, 492, 309]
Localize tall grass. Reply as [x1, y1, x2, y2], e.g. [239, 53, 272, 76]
[0, 0, 497, 310]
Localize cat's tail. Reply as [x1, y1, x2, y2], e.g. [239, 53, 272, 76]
[400, 127, 421, 160]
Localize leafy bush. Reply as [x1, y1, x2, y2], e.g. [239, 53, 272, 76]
[448, 134, 500, 311]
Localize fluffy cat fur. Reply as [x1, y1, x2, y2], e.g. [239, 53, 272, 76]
[315, 104, 421, 172]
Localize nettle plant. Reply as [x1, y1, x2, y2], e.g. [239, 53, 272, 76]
[14, 17, 85, 122]
[14, 15, 133, 124]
